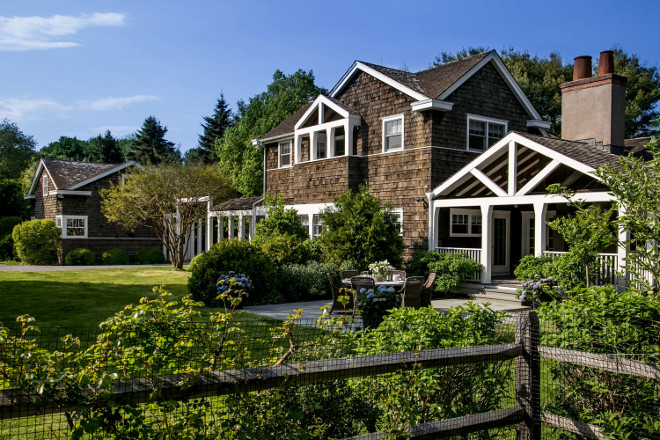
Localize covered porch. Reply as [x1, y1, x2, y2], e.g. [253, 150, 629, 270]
[427, 132, 623, 284]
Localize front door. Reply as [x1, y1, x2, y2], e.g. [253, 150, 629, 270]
[492, 213, 510, 275]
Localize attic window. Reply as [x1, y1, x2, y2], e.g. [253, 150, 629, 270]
[467, 115, 507, 151]
[383, 114, 404, 152]
[42, 176, 48, 197]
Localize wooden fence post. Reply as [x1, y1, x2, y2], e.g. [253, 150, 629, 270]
[515, 310, 541, 439]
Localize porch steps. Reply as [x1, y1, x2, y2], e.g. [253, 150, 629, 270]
[461, 282, 522, 304]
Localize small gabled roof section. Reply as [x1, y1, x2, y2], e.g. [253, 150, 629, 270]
[431, 132, 620, 201]
[294, 95, 360, 130]
[259, 101, 314, 143]
[27, 158, 137, 196]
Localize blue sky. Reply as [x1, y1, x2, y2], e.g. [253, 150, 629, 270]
[2, 0, 659, 154]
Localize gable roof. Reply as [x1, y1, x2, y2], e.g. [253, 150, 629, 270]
[260, 101, 314, 142]
[27, 158, 137, 195]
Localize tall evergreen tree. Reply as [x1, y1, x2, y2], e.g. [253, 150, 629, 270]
[87, 131, 124, 163]
[127, 116, 180, 165]
[194, 93, 233, 164]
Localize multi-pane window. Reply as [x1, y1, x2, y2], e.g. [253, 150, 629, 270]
[450, 210, 482, 237]
[468, 116, 507, 151]
[391, 208, 403, 236]
[42, 176, 48, 197]
[58, 216, 87, 238]
[299, 214, 310, 236]
[315, 132, 327, 159]
[312, 214, 323, 238]
[334, 126, 345, 156]
[383, 115, 403, 151]
[279, 141, 292, 167]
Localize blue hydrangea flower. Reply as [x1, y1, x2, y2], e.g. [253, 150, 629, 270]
[360, 288, 366, 294]
[520, 292, 527, 301]
[367, 293, 375, 299]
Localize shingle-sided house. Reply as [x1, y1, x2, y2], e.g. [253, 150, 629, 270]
[25, 158, 162, 261]
[205, 50, 645, 284]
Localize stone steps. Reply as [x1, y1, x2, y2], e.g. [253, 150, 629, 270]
[461, 282, 522, 304]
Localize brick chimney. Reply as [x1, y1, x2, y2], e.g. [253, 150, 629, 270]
[561, 51, 627, 148]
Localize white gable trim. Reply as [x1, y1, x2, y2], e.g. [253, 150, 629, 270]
[68, 161, 140, 190]
[438, 52, 544, 122]
[430, 132, 600, 199]
[516, 159, 561, 196]
[411, 99, 453, 112]
[27, 159, 58, 196]
[294, 95, 355, 130]
[470, 168, 507, 197]
[330, 61, 429, 101]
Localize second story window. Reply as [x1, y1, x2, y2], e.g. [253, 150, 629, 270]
[42, 176, 48, 197]
[315, 132, 327, 159]
[467, 115, 507, 151]
[334, 126, 345, 156]
[279, 141, 292, 167]
[383, 115, 404, 152]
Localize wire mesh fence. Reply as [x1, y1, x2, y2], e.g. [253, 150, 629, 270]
[0, 310, 658, 439]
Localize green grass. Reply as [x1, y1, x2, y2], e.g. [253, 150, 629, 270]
[0, 267, 193, 328]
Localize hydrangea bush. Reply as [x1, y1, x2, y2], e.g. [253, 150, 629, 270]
[517, 274, 564, 306]
[355, 285, 400, 326]
[216, 272, 252, 309]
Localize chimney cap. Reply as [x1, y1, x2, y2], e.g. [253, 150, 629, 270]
[573, 55, 592, 81]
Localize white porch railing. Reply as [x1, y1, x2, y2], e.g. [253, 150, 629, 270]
[543, 251, 619, 286]
[435, 247, 482, 282]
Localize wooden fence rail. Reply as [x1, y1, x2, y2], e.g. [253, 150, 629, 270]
[1, 312, 658, 439]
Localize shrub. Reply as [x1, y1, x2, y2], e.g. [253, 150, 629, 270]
[257, 234, 311, 267]
[0, 216, 22, 260]
[278, 261, 337, 302]
[513, 255, 554, 281]
[409, 251, 482, 293]
[545, 253, 588, 290]
[135, 247, 167, 264]
[188, 239, 277, 306]
[65, 248, 95, 265]
[539, 287, 660, 437]
[101, 248, 130, 265]
[355, 285, 400, 327]
[12, 219, 61, 265]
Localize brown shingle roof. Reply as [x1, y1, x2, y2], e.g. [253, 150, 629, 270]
[42, 158, 124, 189]
[515, 132, 621, 170]
[414, 51, 491, 99]
[359, 61, 428, 96]
[211, 196, 263, 211]
[260, 101, 314, 141]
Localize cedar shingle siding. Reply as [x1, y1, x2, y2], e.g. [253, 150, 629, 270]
[262, 55, 542, 261]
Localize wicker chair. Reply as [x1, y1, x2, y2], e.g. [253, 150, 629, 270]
[327, 273, 354, 314]
[340, 270, 359, 280]
[399, 276, 424, 309]
[350, 276, 376, 296]
[421, 273, 436, 307]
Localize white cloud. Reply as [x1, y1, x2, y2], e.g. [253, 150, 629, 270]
[0, 13, 126, 51]
[78, 95, 158, 111]
[0, 98, 72, 120]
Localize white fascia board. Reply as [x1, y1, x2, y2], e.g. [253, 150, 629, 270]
[68, 162, 138, 190]
[438, 51, 545, 122]
[252, 139, 261, 146]
[527, 119, 551, 130]
[433, 191, 615, 208]
[26, 159, 46, 196]
[48, 190, 93, 196]
[257, 133, 295, 145]
[330, 61, 429, 101]
[411, 99, 453, 112]
[294, 95, 353, 130]
[24, 194, 36, 199]
[180, 196, 211, 203]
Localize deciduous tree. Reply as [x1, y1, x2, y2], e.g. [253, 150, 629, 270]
[100, 164, 235, 269]
[0, 119, 37, 180]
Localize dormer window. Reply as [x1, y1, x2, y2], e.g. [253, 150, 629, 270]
[279, 141, 292, 167]
[42, 176, 48, 197]
[467, 115, 507, 151]
[383, 114, 404, 152]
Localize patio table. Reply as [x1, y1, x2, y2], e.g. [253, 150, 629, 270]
[341, 278, 406, 288]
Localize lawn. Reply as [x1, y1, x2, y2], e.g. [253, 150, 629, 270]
[0, 267, 193, 328]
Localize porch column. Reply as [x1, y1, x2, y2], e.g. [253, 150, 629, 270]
[228, 217, 235, 239]
[345, 122, 353, 156]
[238, 214, 245, 240]
[617, 206, 628, 288]
[480, 204, 493, 284]
[427, 196, 436, 251]
[533, 202, 548, 257]
[217, 215, 223, 242]
[197, 219, 203, 254]
[206, 215, 213, 251]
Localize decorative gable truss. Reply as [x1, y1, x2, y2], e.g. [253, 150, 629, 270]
[293, 95, 361, 163]
[430, 132, 611, 206]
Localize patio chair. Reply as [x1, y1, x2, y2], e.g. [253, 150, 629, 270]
[421, 273, 436, 307]
[351, 276, 376, 297]
[399, 276, 424, 309]
[340, 270, 359, 280]
[327, 273, 354, 314]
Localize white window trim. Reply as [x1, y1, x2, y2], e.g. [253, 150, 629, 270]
[382, 114, 404, 153]
[55, 216, 62, 228]
[449, 208, 482, 237]
[466, 114, 508, 152]
[59, 215, 88, 239]
[312, 213, 323, 239]
[278, 140, 292, 168]
[391, 208, 403, 236]
[42, 176, 48, 197]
